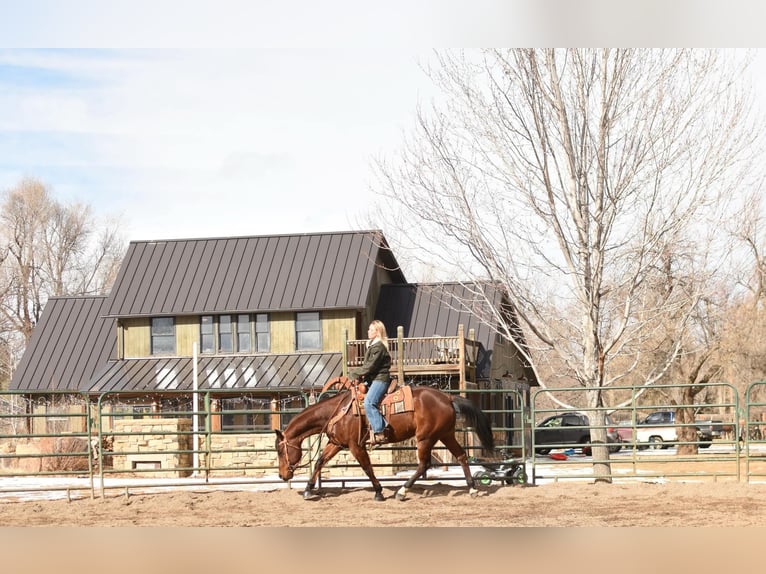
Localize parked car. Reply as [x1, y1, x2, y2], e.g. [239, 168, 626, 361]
[534, 412, 622, 455]
[636, 410, 713, 449]
[614, 419, 634, 443]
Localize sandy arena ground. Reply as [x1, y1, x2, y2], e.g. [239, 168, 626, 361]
[2, 478, 766, 527]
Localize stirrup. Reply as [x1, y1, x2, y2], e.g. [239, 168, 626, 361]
[367, 431, 388, 448]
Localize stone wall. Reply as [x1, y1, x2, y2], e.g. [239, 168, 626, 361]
[203, 433, 277, 476]
[112, 418, 192, 478]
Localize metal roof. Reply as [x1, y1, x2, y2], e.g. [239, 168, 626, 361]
[374, 282, 536, 383]
[103, 230, 405, 317]
[10, 296, 115, 392]
[85, 353, 343, 394]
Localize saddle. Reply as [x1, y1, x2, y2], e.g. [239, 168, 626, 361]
[357, 381, 414, 417]
[321, 376, 414, 438]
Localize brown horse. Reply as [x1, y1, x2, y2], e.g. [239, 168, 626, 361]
[274, 378, 495, 501]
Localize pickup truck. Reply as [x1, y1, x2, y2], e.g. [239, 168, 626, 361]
[636, 411, 713, 449]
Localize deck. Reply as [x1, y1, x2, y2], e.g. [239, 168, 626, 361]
[344, 325, 480, 389]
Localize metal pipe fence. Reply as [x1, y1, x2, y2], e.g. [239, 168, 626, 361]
[1, 381, 766, 500]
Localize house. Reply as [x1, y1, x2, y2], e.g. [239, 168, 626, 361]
[10, 229, 537, 473]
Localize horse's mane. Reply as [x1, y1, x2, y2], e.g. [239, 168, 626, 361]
[316, 391, 346, 404]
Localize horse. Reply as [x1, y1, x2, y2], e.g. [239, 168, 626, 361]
[274, 377, 495, 501]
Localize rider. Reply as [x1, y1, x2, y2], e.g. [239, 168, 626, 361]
[350, 320, 392, 446]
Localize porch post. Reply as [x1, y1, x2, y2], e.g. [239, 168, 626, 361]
[397, 326, 404, 384]
[458, 324, 466, 395]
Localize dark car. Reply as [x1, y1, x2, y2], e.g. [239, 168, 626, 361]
[534, 412, 622, 455]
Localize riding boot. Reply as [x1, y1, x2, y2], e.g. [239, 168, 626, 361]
[367, 427, 388, 448]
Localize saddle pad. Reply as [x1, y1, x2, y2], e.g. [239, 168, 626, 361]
[380, 385, 414, 415]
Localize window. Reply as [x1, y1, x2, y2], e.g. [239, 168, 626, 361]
[151, 317, 175, 355]
[218, 315, 233, 353]
[200, 314, 264, 354]
[237, 314, 251, 352]
[111, 404, 154, 421]
[255, 313, 270, 352]
[200, 315, 215, 353]
[220, 397, 271, 431]
[295, 312, 321, 350]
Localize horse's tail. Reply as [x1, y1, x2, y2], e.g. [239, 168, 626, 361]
[452, 396, 495, 452]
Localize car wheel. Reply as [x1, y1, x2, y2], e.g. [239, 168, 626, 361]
[699, 441, 712, 449]
[648, 436, 664, 450]
[609, 444, 622, 454]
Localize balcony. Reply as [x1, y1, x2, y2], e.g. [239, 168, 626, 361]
[344, 325, 480, 389]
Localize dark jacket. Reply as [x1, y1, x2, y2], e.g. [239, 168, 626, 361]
[349, 340, 391, 384]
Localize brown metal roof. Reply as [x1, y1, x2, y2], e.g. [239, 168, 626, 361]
[10, 296, 116, 392]
[103, 230, 405, 317]
[374, 282, 536, 383]
[85, 353, 343, 394]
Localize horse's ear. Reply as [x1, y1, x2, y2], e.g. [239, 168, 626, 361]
[274, 429, 284, 440]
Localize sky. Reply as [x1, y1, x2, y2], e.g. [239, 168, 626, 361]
[1, 2, 766, 244]
[0, 48, 437, 241]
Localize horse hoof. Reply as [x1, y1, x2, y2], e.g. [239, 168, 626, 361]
[303, 491, 320, 501]
[469, 487, 479, 498]
[395, 492, 406, 501]
[374, 491, 385, 502]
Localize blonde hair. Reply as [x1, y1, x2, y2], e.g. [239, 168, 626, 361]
[369, 320, 389, 349]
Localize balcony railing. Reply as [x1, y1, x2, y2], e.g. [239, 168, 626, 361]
[345, 325, 479, 386]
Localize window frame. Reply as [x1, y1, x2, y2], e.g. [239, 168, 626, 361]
[295, 311, 321, 351]
[150, 317, 176, 355]
[255, 313, 270, 352]
[200, 315, 215, 354]
[199, 314, 271, 354]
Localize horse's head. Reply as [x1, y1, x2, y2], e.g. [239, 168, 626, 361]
[274, 429, 302, 481]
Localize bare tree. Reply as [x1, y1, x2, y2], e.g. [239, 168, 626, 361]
[374, 49, 759, 480]
[0, 177, 125, 388]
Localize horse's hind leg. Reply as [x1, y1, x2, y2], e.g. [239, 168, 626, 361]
[439, 434, 480, 498]
[303, 443, 342, 500]
[395, 438, 437, 501]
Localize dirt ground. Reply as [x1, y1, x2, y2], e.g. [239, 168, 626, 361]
[2, 478, 766, 527]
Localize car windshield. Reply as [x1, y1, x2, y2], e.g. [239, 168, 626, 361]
[540, 417, 563, 428]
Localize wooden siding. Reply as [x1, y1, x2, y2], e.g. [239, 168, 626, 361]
[122, 317, 150, 358]
[120, 312, 358, 357]
[489, 339, 530, 381]
[270, 312, 295, 353]
[322, 310, 357, 351]
[176, 316, 199, 356]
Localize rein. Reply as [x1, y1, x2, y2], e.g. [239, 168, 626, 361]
[278, 381, 367, 472]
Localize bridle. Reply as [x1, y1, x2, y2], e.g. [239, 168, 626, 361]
[277, 435, 308, 473]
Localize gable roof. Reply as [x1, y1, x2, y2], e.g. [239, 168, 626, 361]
[103, 230, 404, 317]
[374, 282, 536, 383]
[10, 296, 115, 391]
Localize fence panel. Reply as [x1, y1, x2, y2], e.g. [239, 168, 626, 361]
[0, 390, 96, 500]
[5, 380, 766, 501]
[529, 383, 741, 484]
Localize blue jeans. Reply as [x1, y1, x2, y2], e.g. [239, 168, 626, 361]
[364, 380, 388, 433]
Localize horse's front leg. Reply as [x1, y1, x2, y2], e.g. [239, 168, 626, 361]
[303, 442, 342, 500]
[347, 443, 385, 501]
